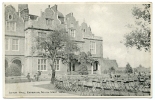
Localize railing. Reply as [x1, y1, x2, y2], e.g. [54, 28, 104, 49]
[54, 75, 151, 96]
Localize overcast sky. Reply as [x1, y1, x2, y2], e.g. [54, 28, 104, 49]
[10, 3, 151, 68]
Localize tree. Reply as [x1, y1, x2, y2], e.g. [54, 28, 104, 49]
[125, 63, 133, 74]
[77, 52, 94, 75]
[109, 67, 115, 74]
[123, 4, 151, 52]
[61, 53, 79, 75]
[33, 27, 79, 84]
[134, 68, 138, 73]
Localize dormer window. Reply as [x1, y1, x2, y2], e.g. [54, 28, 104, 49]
[38, 32, 46, 38]
[46, 18, 52, 25]
[83, 29, 86, 32]
[6, 21, 16, 31]
[70, 29, 75, 37]
[68, 29, 75, 38]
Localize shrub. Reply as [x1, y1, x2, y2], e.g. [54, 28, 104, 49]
[78, 64, 88, 75]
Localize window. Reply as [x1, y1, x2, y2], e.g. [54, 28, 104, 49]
[90, 41, 96, 54]
[68, 29, 75, 37]
[70, 29, 75, 37]
[38, 32, 46, 38]
[83, 29, 86, 32]
[12, 39, 19, 51]
[38, 59, 47, 71]
[38, 32, 46, 52]
[54, 59, 60, 71]
[38, 32, 46, 41]
[46, 18, 52, 25]
[5, 38, 9, 50]
[8, 14, 13, 20]
[6, 21, 16, 31]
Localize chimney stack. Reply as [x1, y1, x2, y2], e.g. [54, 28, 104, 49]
[55, 4, 57, 11]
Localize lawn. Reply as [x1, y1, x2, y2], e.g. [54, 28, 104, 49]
[5, 76, 29, 83]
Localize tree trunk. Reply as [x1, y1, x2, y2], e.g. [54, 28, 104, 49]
[49, 59, 56, 84]
[51, 69, 56, 84]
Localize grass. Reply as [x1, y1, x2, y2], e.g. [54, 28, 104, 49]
[5, 76, 29, 83]
[5, 76, 51, 83]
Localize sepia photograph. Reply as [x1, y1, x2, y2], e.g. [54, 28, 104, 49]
[3, 2, 152, 98]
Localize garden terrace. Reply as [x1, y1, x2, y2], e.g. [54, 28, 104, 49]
[54, 75, 151, 96]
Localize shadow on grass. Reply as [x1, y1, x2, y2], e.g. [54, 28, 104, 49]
[33, 84, 55, 90]
[33, 84, 73, 94]
[5, 77, 29, 83]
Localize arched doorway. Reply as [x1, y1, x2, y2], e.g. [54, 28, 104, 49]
[6, 59, 22, 76]
[12, 59, 22, 76]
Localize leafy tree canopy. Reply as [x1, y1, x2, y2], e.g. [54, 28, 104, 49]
[33, 26, 79, 83]
[123, 4, 151, 52]
[78, 51, 95, 64]
[125, 63, 133, 73]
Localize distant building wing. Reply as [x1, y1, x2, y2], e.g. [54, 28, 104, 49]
[101, 59, 118, 71]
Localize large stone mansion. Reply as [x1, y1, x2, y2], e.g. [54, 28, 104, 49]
[5, 4, 118, 77]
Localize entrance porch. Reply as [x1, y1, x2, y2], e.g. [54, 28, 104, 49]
[67, 60, 101, 75]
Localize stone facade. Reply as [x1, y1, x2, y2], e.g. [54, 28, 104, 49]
[5, 5, 25, 76]
[5, 4, 105, 77]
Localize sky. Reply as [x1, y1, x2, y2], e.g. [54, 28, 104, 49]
[9, 3, 151, 68]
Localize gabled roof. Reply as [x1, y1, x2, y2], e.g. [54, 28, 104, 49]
[5, 5, 16, 12]
[51, 4, 57, 12]
[18, 4, 28, 12]
[44, 7, 55, 19]
[51, 4, 64, 18]
[58, 11, 64, 18]
[100, 59, 118, 70]
[66, 13, 73, 17]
